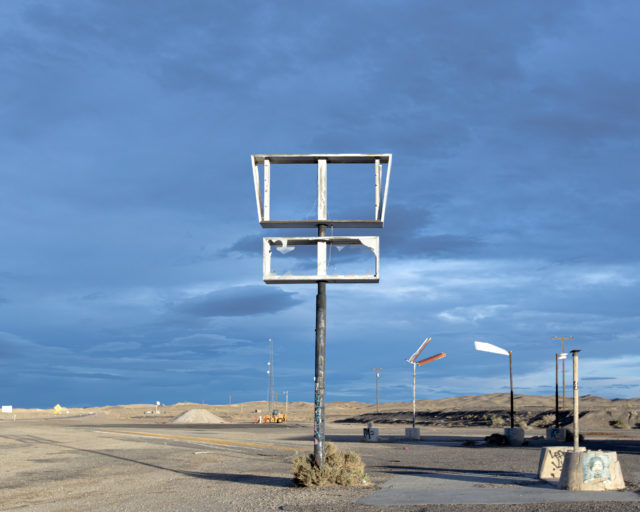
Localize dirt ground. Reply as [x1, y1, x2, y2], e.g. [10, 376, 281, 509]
[2, 395, 639, 511]
[1, 412, 639, 512]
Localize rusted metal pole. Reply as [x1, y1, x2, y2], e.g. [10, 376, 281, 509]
[555, 353, 559, 428]
[509, 351, 514, 429]
[313, 224, 327, 467]
[571, 349, 581, 451]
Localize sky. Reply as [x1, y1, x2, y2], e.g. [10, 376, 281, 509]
[1, 1, 639, 408]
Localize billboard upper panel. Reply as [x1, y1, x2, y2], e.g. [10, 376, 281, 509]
[252, 153, 392, 228]
[252, 154, 391, 164]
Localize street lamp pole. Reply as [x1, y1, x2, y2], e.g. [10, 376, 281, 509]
[509, 351, 514, 429]
[555, 353, 559, 428]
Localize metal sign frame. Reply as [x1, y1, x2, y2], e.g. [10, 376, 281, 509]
[251, 154, 392, 228]
[263, 236, 379, 283]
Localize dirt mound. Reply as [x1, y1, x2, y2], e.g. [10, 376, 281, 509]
[171, 409, 225, 424]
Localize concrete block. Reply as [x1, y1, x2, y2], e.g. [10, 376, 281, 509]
[504, 427, 525, 446]
[538, 446, 584, 482]
[404, 428, 420, 440]
[363, 427, 379, 442]
[545, 427, 567, 442]
[559, 449, 626, 491]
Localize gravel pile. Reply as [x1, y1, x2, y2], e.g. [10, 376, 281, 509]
[170, 409, 225, 424]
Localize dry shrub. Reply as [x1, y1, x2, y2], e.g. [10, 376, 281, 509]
[490, 415, 505, 427]
[533, 414, 556, 428]
[292, 442, 368, 487]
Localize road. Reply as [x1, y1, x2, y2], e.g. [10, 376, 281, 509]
[1, 419, 639, 511]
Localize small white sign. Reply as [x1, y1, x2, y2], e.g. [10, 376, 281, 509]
[2, 405, 13, 413]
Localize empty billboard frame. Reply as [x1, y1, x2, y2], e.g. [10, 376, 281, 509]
[251, 154, 392, 228]
[263, 236, 379, 283]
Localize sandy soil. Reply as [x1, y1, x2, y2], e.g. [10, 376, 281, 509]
[1, 418, 639, 512]
[3, 394, 638, 432]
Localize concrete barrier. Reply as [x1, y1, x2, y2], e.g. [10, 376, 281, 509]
[504, 427, 524, 446]
[538, 446, 584, 482]
[404, 428, 420, 440]
[545, 427, 567, 442]
[363, 427, 379, 442]
[559, 449, 625, 491]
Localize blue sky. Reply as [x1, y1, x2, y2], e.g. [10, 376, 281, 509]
[1, 1, 639, 408]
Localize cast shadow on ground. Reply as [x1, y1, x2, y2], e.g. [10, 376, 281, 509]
[283, 435, 363, 443]
[374, 465, 545, 487]
[583, 439, 640, 455]
[282, 434, 488, 445]
[18, 433, 295, 488]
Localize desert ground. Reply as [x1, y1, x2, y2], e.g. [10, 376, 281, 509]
[1, 394, 639, 511]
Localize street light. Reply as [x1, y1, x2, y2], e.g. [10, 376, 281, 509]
[405, 337, 446, 429]
[555, 352, 567, 428]
[474, 340, 515, 428]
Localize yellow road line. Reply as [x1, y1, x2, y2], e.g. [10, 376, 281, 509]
[100, 429, 300, 452]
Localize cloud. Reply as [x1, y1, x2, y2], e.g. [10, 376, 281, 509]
[0, 331, 41, 358]
[225, 234, 261, 256]
[438, 305, 510, 324]
[164, 333, 251, 353]
[85, 341, 141, 353]
[173, 285, 302, 317]
[225, 204, 480, 261]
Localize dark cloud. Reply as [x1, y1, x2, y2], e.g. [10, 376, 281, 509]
[225, 205, 479, 261]
[226, 234, 262, 256]
[174, 285, 302, 317]
[382, 203, 480, 258]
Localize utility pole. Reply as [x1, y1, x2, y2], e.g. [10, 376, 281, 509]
[371, 368, 383, 413]
[553, 336, 573, 409]
[267, 338, 274, 413]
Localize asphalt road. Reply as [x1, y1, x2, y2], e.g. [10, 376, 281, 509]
[1, 420, 639, 511]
